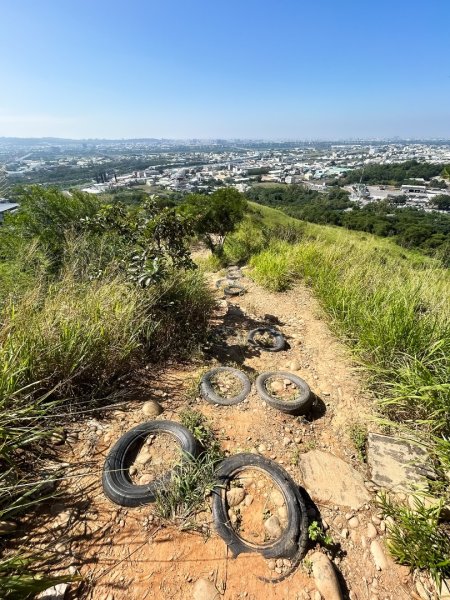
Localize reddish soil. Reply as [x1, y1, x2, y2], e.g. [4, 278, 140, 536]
[130, 433, 181, 485]
[22, 263, 416, 600]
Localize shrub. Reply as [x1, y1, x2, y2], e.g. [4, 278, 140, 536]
[223, 217, 268, 264]
[181, 188, 246, 255]
[2, 187, 100, 271]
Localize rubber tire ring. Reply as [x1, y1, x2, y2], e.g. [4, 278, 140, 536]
[200, 367, 251, 406]
[224, 284, 245, 296]
[247, 327, 285, 352]
[215, 278, 228, 289]
[256, 371, 312, 415]
[212, 453, 308, 559]
[102, 420, 199, 507]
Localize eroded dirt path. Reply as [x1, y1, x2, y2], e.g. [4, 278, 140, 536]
[32, 267, 415, 600]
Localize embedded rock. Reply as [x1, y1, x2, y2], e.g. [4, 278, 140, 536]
[36, 584, 69, 600]
[370, 539, 388, 570]
[366, 522, 377, 539]
[192, 578, 220, 600]
[264, 515, 282, 539]
[141, 400, 162, 418]
[367, 433, 435, 492]
[226, 487, 245, 507]
[298, 450, 370, 509]
[310, 552, 343, 600]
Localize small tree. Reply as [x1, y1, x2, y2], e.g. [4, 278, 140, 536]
[81, 195, 195, 286]
[431, 194, 450, 211]
[181, 188, 246, 255]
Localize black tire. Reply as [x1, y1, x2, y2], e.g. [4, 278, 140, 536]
[226, 268, 242, 280]
[212, 453, 308, 559]
[247, 327, 285, 352]
[224, 283, 246, 296]
[256, 371, 312, 415]
[200, 367, 251, 406]
[102, 420, 199, 507]
[215, 278, 228, 289]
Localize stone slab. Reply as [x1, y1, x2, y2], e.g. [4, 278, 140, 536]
[298, 450, 371, 509]
[367, 433, 435, 492]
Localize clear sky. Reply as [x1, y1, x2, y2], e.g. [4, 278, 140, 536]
[1, 0, 450, 139]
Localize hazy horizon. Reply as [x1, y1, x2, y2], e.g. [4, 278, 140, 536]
[2, 0, 450, 139]
[2, 135, 450, 144]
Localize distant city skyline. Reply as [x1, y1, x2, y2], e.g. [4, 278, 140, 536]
[1, 0, 450, 139]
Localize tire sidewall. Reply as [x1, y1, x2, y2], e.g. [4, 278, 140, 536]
[102, 420, 198, 507]
[200, 367, 251, 406]
[247, 327, 285, 352]
[256, 371, 312, 415]
[212, 453, 306, 559]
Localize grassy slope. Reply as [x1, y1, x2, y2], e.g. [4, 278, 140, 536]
[237, 202, 450, 581]
[246, 202, 450, 436]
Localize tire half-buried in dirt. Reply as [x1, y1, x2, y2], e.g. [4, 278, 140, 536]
[224, 283, 246, 296]
[256, 371, 312, 415]
[102, 420, 199, 507]
[212, 453, 308, 559]
[200, 366, 251, 406]
[247, 327, 285, 352]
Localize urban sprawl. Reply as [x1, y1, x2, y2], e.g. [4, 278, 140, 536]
[1, 140, 450, 212]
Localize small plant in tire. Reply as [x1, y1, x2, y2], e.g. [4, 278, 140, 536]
[102, 420, 200, 507]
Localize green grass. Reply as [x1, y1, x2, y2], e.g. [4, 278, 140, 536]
[154, 410, 223, 530]
[378, 494, 450, 586]
[244, 204, 450, 582]
[349, 424, 368, 462]
[249, 232, 450, 438]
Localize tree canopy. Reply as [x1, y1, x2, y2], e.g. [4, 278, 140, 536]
[181, 188, 246, 254]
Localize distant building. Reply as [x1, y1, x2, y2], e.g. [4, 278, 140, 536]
[401, 184, 427, 194]
[0, 201, 19, 223]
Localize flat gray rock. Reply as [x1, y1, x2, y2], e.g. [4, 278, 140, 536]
[298, 450, 370, 509]
[367, 433, 435, 492]
[36, 584, 69, 600]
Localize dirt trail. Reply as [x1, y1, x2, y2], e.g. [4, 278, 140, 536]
[31, 267, 416, 600]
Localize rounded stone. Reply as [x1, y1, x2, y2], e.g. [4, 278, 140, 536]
[192, 578, 220, 600]
[139, 474, 153, 485]
[310, 552, 343, 600]
[348, 516, 360, 529]
[141, 400, 163, 417]
[269, 489, 285, 507]
[370, 539, 388, 570]
[226, 487, 246, 507]
[264, 515, 282, 539]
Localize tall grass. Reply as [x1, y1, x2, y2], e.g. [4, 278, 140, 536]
[0, 275, 147, 398]
[250, 235, 450, 435]
[248, 205, 450, 579]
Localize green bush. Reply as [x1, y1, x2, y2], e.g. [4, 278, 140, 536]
[0, 186, 217, 592]
[2, 187, 100, 271]
[223, 217, 268, 264]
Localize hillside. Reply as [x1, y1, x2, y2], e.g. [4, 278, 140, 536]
[0, 189, 449, 599]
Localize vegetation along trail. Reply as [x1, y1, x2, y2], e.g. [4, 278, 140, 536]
[0, 187, 448, 599]
[14, 264, 415, 600]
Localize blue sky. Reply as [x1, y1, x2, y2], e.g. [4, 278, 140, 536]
[1, 0, 449, 139]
